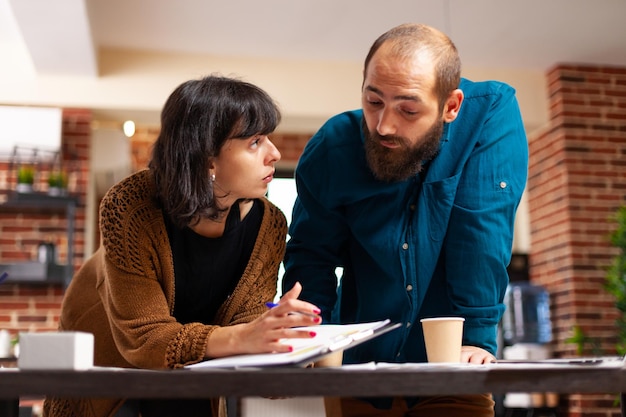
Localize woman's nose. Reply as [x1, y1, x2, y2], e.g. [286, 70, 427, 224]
[266, 138, 281, 163]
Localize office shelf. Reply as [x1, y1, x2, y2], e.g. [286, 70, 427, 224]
[0, 191, 78, 287]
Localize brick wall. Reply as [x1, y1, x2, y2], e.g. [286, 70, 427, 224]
[527, 65, 626, 416]
[0, 109, 90, 339]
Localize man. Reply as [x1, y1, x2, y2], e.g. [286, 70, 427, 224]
[283, 23, 528, 416]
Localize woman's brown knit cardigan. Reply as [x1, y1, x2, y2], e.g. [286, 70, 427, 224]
[43, 169, 288, 417]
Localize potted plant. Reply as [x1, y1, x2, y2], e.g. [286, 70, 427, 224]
[47, 171, 68, 196]
[16, 165, 35, 193]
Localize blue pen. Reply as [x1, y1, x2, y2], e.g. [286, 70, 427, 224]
[0, 272, 8, 284]
[265, 301, 319, 318]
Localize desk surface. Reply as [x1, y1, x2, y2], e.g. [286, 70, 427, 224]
[0, 362, 624, 400]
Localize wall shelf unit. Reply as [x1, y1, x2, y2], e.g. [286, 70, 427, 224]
[0, 191, 77, 287]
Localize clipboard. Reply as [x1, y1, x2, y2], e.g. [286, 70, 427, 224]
[186, 319, 400, 369]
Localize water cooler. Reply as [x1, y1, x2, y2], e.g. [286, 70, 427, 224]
[502, 282, 552, 346]
[499, 282, 556, 415]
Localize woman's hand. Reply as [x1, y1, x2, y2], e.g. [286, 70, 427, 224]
[461, 345, 496, 364]
[205, 282, 322, 358]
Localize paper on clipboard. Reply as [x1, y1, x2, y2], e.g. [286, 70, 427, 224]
[186, 319, 400, 369]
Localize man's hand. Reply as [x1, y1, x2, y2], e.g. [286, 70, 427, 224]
[461, 346, 496, 364]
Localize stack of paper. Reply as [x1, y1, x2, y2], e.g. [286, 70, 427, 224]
[187, 320, 399, 369]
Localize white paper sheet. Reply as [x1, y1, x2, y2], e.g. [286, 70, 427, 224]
[187, 320, 398, 369]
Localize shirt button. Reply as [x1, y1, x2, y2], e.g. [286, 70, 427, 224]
[402, 243, 409, 250]
[406, 322, 412, 328]
[406, 284, 413, 291]
[409, 204, 416, 211]
[500, 181, 507, 189]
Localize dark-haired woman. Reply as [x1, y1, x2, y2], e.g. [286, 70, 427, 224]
[43, 75, 321, 417]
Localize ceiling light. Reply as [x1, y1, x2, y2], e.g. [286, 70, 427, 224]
[123, 120, 136, 138]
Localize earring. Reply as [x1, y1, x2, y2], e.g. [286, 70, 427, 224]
[210, 173, 216, 182]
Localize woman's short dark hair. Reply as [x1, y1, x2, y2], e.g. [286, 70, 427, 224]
[149, 75, 281, 227]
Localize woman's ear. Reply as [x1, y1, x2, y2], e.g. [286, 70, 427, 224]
[208, 158, 216, 172]
[442, 89, 464, 123]
[208, 159, 216, 181]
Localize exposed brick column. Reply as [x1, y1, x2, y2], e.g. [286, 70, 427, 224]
[59, 108, 91, 268]
[527, 65, 626, 416]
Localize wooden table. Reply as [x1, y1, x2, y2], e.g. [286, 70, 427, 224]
[0, 361, 624, 417]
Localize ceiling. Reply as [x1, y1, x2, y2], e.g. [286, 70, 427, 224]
[1, 0, 626, 124]
[86, 0, 626, 70]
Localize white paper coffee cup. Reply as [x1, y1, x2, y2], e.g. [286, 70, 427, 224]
[420, 317, 465, 363]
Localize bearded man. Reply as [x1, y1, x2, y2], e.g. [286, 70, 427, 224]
[283, 23, 528, 417]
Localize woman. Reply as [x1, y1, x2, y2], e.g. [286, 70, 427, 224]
[43, 75, 321, 417]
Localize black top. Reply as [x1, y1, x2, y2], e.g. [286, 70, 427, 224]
[165, 199, 263, 324]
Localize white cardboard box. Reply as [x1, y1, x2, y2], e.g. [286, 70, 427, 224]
[18, 331, 94, 370]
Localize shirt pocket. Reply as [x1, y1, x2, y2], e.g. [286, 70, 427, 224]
[421, 173, 461, 242]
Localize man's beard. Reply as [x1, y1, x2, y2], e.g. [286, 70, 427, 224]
[363, 117, 444, 182]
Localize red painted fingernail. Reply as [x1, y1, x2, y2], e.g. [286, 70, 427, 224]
[314, 317, 321, 323]
[309, 331, 317, 337]
[313, 308, 321, 314]
[288, 346, 294, 352]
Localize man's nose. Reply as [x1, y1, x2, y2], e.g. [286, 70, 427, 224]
[376, 109, 397, 136]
